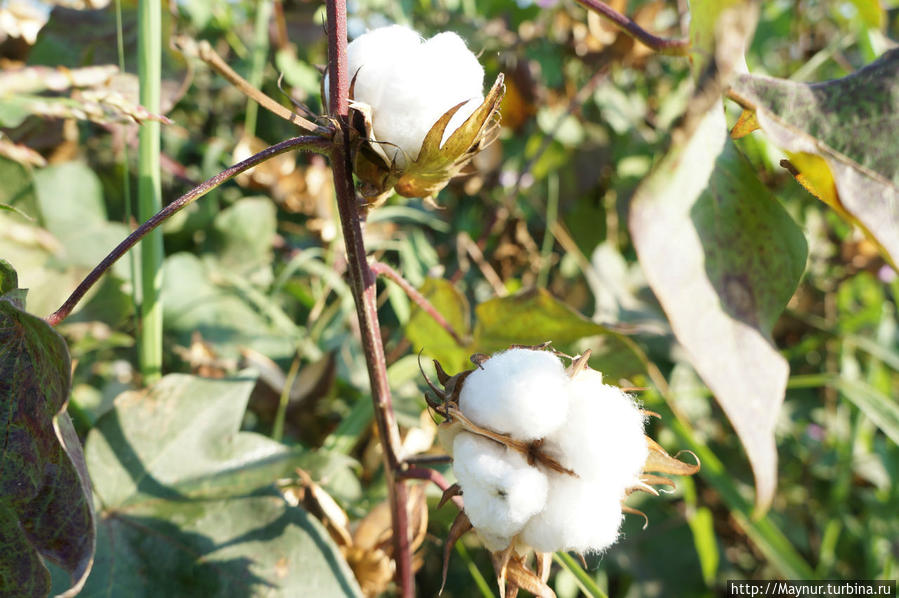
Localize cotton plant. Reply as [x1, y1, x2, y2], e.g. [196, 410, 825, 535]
[325, 24, 504, 203]
[423, 345, 699, 597]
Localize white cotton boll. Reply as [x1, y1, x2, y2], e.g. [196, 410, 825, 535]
[458, 349, 569, 441]
[520, 475, 624, 554]
[452, 432, 548, 543]
[546, 368, 648, 492]
[346, 25, 422, 113]
[343, 25, 485, 167]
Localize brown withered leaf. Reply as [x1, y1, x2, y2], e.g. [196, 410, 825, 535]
[643, 437, 701, 476]
[441, 511, 473, 594]
[503, 555, 556, 598]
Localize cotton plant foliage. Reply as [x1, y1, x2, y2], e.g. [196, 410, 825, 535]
[423, 346, 699, 596]
[326, 25, 504, 202]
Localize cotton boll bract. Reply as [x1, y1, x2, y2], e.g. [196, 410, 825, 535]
[452, 432, 549, 546]
[519, 475, 624, 554]
[344, 25, 484, 168]
[458, 349, 569, 441]
[546, 368, 648, 492]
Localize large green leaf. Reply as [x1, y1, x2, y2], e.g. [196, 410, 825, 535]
[405, 277, 472, 374]
[210, 197, 277, 284]
[630, 105, 807, 512]
[33, 161, 131, 274]
[162, 253, 295, 361]
[0, 265, 95, 597]
[78, 374, 362, 597]
[473, 287, 608, 353]
[405, 280, 613, 375]
[730, 48, 899, 266]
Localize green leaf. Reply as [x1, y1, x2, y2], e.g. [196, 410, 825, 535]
[474, 287, 607, 353]
[0, 214, 83, 318]
[78, 374, 362, 597]
[0, 156, 39, 219]
[0, 272, 95, 597]
[33, 161, 131, 273]
[687, 507, 719, 586]
[162, 252, 295, 361]
[210, 197, 277, 283]
[730, 48, 899, 266]
[837, 378, 899, 446]
[0, 259, 16, 296]
[630, 105, 807, 512]
[405, 277, 472, 374]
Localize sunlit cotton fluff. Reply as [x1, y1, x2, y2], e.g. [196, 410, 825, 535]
[343, 25, 485, 167]
[458, 349, 569, 441]
[453, 432, 549, 552]
[519, 475, 624, 554]
[546, 368, 648, 492]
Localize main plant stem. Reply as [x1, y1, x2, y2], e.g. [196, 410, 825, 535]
[325, 2, 413, 596]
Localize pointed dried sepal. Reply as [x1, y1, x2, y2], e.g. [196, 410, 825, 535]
[640, 473, 677, 490]
[643, 437, 701, 475]
[349, 74, 504, 203]
[439, 483, 463, 509]
[394, 74, 504, 199]
[505, 555, 557, 598]
[441, 511, 473, 594]
[491, 544, 515, 598]
[535, 551, 553, 584]
[622, 505, 650, 530]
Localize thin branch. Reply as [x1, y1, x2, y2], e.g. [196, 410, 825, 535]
[402, 467, 464, 509]
[370, 260, 467, 346]
[324, 2, 414, 596]
[573, 0, 690, 56]
[195, 40, 334, 137]
[46, 135, 329, 326]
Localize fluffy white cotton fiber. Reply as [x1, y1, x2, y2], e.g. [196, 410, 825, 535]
[453, 432, 548, 549]
[520, 475, 624, 554]
[548, 368, 648, 491]
[343, 25, 485, 167]
[449, 349, 649, 555]
[458, 349, 570, 441]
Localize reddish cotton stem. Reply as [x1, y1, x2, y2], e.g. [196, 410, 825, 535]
[370, 260, 467, 346]
[402, 466, 464, 509]
[325, 2, 413, 595]
[46, 135, 329, 327]
[573, 0, 689, 56]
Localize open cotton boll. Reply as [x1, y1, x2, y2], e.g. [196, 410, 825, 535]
[519, 475, 624, 554]
[344, 25, 484, 167]
[452, 432, 549, 544]
[458, 349, 569, 440]
[545, 368, 648, 492]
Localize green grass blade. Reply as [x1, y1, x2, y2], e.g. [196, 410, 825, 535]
[137, 0, 163, 383]
[837, 378, 899, 445]
[455, 542, 495, 598]
[244, 0, 272, 137]
[667, 417, 816, 580]
[553, 551, 609, 598]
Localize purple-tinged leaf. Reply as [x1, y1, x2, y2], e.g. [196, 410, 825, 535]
[0, 264, 95, 596]
[730, 48, 899, 266]
[630, 105, 807, 513]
